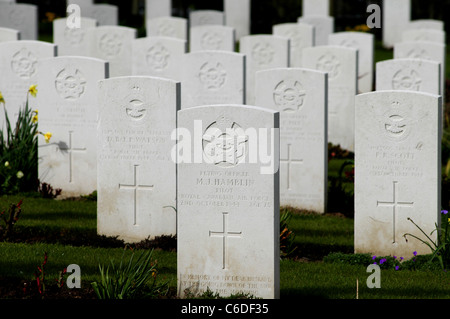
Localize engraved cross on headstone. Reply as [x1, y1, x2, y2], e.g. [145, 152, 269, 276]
[119, 164, 154, 226]
[209, 212, 242, 270]
[59, 131, 86, 183]
[376, 181, 414, 244]
[280, 143, 303, 190]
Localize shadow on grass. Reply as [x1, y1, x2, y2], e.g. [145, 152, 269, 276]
[4, 226, 178, 251]
[22, 211, 95, 222]
[291, 243, 353, 261]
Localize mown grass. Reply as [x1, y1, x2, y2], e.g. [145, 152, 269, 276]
[1, 170, 450, 300]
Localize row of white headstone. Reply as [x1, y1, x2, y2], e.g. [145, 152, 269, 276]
[0, 0, 445, 299]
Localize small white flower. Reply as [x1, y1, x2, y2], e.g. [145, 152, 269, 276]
[4, 161, 9, 167]
[16, 171, 24, 179]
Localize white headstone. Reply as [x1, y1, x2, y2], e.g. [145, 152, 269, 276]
[401, 29, 446, 44]
[146, 0, 171, 19]
[146, 16, 188, 41]
[329, 31, 374, 93]
[177, 104, 280, 299]
[394, 41, 446, 106]
[0, 41, 56, 129]
[37, 56, 109, 198]
[256, 68, 327, 213]
[376, 58, 441, 96]
[132, 36, 186, 81]
[239, 35, 290, 105]
[82, 4, 118, 26]
[382, 0, 411, 48]
[189, 25, 235, 52]
[302, 0, 329, 16]
[224, 0, 250, 41]
[53, 17, 98, 57]
[408, 19, 444, 30]
[297, 15, 334, 46]
[354, 90, 441, 258]
[189, 10, 225, 27]
[272, 23, 314, 68]
[87, 26, 137, 77]
[181, 51, 245, 108]
[67, 0, 92, 6]
[0, 3, 37, 40]
[0, 27, 20, 42]
[303, 45, 358, 151]
[97, 76, 179, 243]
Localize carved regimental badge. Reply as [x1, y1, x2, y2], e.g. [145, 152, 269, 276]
[273, 80, 306, 112]
[11, 48, 37, 79]
[199, 62, 227, 90]
[55, 67, 87, 100]
[202, 116, 249, 168]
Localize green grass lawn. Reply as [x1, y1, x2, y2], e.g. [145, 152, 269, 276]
[1, 157, 449, 300]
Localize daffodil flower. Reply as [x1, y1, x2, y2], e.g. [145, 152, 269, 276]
[44, 132, 52, 143]
[0, 91, 5, 104]
[28, 85, 38, 97]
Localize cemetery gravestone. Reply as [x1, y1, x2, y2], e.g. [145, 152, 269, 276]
[97, 76, 179, 243]
[239, 35, 290, 105]
[146, 17, 188, 41]
[302, 0, 329, 16]
[0, 3, 37, 40]
[401, 29, 446, 44]
[0, 27, 19, 42]
[376, 58, 441, 96]
[81, 4, 118, 26]
[0, 41, 56, 129]
[394, 41, 446, 112]
[53, 17, 98, 57]
[224, 0, 250, 41]
[190, 25, 235, 52]
[272, 23, 314, 68]
[328, 31, 374, 93]
[382, 0, 411, 48]
[132, 36, 186, 81]
[67, 0, 92, 6]
[177, 104, 280, 299]
[87, 26, 137, 77]
[146, 0, 172, 19]
[181, 51, 245, 108]
[354, 90, 441, 258]
[255, 68, 327, 213]
[37, 56, 108, 198]
[189, 10, 225, 27]
[297, 15, 333, 46]
[408, 19, 444, 30]
[303, 46, 358, 151]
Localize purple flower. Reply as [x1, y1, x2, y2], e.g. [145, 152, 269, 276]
[442, 210, 448, 215]
[372, 256, 377, 260]
[400, 257, 404, 261]
[380, 258, 387, 264]
[393, 256, 397, 259]
[395, 266, 399, 270]
[413, 251, 417, 256]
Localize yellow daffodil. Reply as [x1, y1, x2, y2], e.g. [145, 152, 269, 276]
[28, 85, 38, 97]
[0, 91, 4, 104]
[32, 113, 38, 123]
[44, 132, 52, 143]
[16, 171, 24, 179]
[4, 161, 9, 168]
